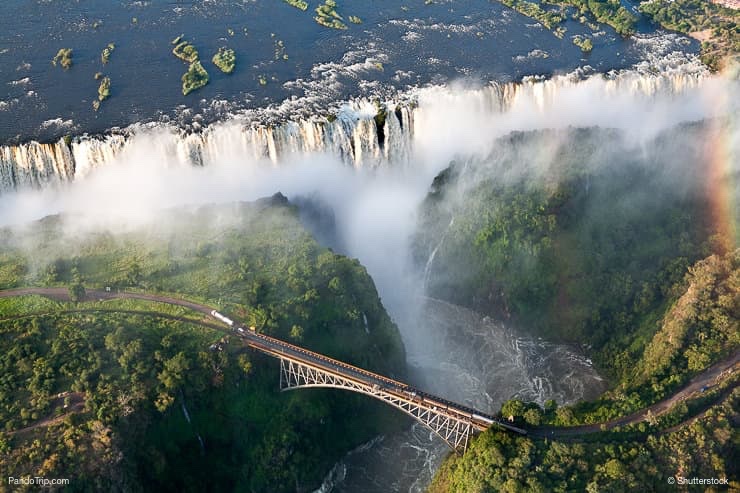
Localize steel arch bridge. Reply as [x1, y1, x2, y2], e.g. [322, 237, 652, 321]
[227, 316, 528, 453]
[279, 356, 478, 451]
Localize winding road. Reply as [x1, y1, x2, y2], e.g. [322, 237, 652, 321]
[530, 351, 739, 439]
[1, 287, 737, 440]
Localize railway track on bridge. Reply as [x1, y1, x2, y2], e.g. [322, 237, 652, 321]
[0, 287, 525, 451]
[2, 287, 735, 451]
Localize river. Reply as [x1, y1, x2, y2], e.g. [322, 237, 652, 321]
[1, 0, 696, 143]
[315, 297, 606, 493]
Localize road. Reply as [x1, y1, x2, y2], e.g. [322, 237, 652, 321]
[529, 350, 739, 438]
[0, 286, 214, 315]
[1, 287, 737, 439]
[0, 287, 513, 433]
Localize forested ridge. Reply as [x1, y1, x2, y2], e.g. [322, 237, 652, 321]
[0, 197, 406, 492]
[416, 125, 739, 491]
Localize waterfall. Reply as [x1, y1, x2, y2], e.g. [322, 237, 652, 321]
[180, 398, 206, 456]
[423, 217, 454, 291]
[0, 69, 716, 196]
[0, 102, 415, 194]
[0, 139, 75, 191]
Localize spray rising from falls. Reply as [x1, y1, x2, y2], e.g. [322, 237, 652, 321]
[0, 68, 726, 198]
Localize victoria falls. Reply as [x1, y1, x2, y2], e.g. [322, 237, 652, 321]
[0, 1, 738, 492]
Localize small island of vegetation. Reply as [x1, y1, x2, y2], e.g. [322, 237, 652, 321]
[494, 0, 636, 41]
[171, 36, 209, 95]
[546, 0, 637, 35]
[101, 43, 115, 65]
[92, 76, 111, 111]
[572, 34, 594, 52]
[97, 76, 111, 101]
[172, 40, 199, 63]
[212, 47, 236, 74]
[500, 0, 565, 30]
[181, 61, 209, 95]
[51, 48, 73, 70]
[315, 0, 348, 30]
[284, 0, 309, 11]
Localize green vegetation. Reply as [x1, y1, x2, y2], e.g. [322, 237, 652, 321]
[93, 76, 111, 111]
[171, 38, 209, 95]
[500, 0, 565, 30]
[639, 0, 740, 71]
[212, 47, 236, 74]
[415, 126, 730, 375]
[502, 248, 739, 426]
[172, 40, 199, 63]
[349, 15, 363, 24]
[0, 198, 406, 491]
[51, 48, 73, 70]
[430, 386, 738, 492]
[494, 0, 636, 38]
[181, 61, 209, 95]
[545, 0, 637, 35]
[418, 124, 738, 491]
[573, 34, 594, 52]
[97, 76, 111, 101]
[101, 43, 115, 65]
[315, 0, 348, 30]
[284, 0, 309, 11]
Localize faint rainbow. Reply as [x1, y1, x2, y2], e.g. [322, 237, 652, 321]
[703, 87, 737, 253]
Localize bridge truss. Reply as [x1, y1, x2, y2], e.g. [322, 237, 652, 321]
[279, 356, 477, 452]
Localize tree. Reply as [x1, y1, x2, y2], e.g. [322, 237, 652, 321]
[158, 352, 190, 390]
[501, 399, 526, 420]
[289, 324, 304, 341]
[237, 354, 252, 375]
[524, 408, 543, 426]
[69, 282, 86, 302]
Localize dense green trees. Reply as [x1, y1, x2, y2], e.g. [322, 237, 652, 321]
[415, 126, 724, 381]
[431, 387, 738, 492]
[0, 199, 406, 491]
[421, 125, 738, 491]
[546, 0, 637, 35]
[639, 0, 739, 70]
[51, 48, 73, 69]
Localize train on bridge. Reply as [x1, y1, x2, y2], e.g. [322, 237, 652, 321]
[209, 310, 527, 437]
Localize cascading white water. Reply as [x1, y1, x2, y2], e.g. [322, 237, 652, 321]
[0, 68, 719, 197]
[422, 217, 453, 290]
[0, 140, 75, 191]
[0, 101, 415, 194]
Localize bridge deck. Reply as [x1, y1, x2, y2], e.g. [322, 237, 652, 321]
[236, 325, 525, 435]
